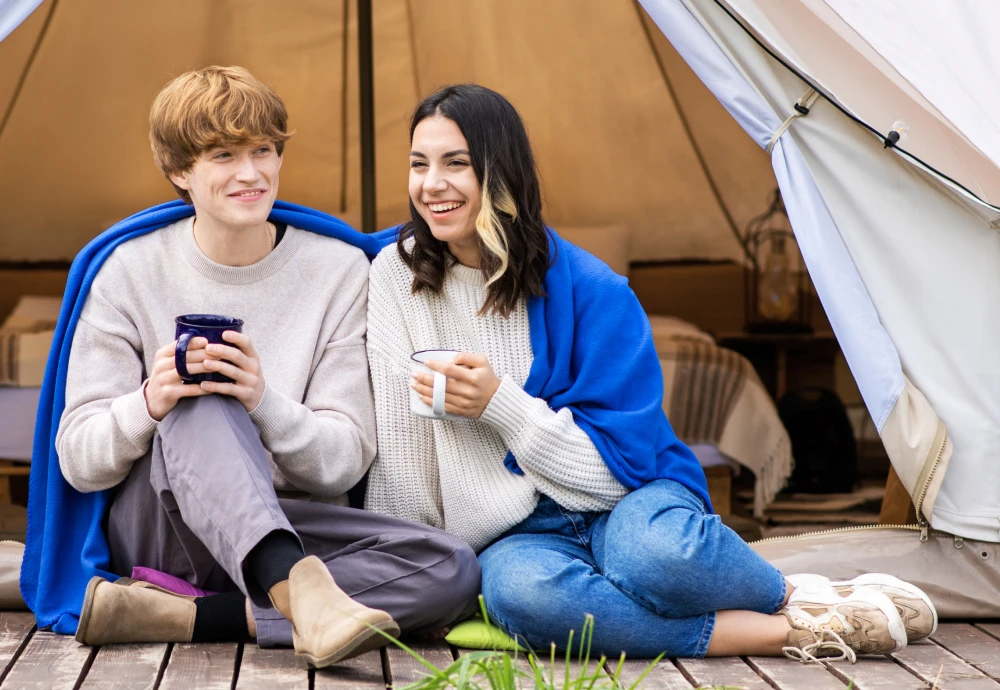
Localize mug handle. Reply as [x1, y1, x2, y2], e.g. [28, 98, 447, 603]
[432, 370, 447, 417]
[175, 332, 194, 382]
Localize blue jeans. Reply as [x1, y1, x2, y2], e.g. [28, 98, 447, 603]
[478, 479, 786, 658]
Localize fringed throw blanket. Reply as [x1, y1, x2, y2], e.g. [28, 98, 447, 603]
[650, 317, 793, 517]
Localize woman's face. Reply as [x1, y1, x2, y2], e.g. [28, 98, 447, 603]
[409, 115, 482, 260]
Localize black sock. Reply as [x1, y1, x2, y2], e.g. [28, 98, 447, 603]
[244, 529, 305, 594]
[192, 592, 250, 642]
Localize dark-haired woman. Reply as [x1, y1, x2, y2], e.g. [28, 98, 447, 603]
[364, 84, 934, 661]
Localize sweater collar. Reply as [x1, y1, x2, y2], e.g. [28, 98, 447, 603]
[448, 261, 486, 287]
[178, 216, 302, 285]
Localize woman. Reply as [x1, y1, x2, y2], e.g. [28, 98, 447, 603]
[364, 84, 935, 661]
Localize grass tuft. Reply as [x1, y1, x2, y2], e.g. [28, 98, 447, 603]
[384, 597, 666, 690]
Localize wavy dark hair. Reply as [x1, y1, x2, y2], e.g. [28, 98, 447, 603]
[398, 84, 550, 317]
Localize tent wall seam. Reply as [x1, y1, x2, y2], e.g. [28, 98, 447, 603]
[405, 0, 422, 99]
[338, 0, 349, 213]
[633, 0, 750, 262]
[711, 0, 1000, 215]
[0, 0, 60, 146]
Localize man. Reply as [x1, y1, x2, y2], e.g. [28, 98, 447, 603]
[53, 65, 479, 667]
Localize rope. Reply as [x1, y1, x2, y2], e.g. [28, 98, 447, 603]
[767, 88, 820, 156]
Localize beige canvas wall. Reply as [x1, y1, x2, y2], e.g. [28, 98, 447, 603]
[0, 0, 777, 263]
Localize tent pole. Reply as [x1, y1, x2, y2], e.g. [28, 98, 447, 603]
[358, 0, 376, 234]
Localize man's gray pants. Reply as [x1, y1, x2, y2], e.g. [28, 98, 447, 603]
[106, 395, 481, 648]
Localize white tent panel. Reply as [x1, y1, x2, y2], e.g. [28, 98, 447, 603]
[640, 0, 903, 429]
[0, 0, 40, 43]
[823, 0, 1000, 175]
[644, 0, 1000, 541]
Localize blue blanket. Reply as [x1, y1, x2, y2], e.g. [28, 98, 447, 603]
[23, 201, 708, 633]
[510, 236, 710, 506]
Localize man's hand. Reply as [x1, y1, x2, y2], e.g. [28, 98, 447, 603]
[411, 352, 501, 419]
[199, 330, 267, 412]
[144, 337, 212, 421]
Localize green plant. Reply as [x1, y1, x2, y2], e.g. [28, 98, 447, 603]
[382, 597, 663, 690]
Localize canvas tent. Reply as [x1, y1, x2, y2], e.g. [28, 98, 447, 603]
[3, 0, 1000, 547]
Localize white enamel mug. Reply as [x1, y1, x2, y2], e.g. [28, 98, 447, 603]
[410, 349, 462, 420]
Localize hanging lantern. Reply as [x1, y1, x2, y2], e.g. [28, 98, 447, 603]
[743, 189, 813, 334]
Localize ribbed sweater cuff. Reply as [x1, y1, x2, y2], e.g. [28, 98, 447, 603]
[248, 384, 295, 438]
[479, 376, 535, 440]
[111, 385, 159, 447]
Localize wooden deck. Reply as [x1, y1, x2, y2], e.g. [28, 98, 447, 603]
[0, 613, 999, 689]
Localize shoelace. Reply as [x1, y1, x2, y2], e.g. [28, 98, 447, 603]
[782, 629, 857, 664]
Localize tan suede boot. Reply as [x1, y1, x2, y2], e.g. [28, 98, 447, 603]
[76, 576, 196, 645]
[287, 556, 399, 669]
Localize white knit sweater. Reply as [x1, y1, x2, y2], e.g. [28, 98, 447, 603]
[364, 245, 627, 552]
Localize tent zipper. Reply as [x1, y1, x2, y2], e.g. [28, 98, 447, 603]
[913, 424, 948, 542]
[750, 522, 922, 546]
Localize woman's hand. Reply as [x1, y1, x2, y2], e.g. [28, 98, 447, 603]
[412, 352, 501, 419]
[199, 331, 267, 412]
[144, 337, 212, 421]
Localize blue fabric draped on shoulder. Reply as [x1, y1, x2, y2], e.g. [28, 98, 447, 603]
[22, 200, 396, 634]
[23, 204, 707, 635]
[505, 233, 711, 508]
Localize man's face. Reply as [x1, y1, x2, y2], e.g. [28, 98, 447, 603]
[170, 141, 282, 230]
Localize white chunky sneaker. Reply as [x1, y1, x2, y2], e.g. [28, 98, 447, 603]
[782, 585, 907, 663]
[787, 573, 937, 642]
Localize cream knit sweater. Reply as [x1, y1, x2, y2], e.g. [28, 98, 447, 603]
[364, 245, 627, 552]
[56, 218, 377, 502]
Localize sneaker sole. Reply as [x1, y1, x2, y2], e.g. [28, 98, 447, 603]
[790, 585, 907, 653]
[839, 573, 938, 638]
[75, 576, 106, 645]
[294, 619, 401, 669]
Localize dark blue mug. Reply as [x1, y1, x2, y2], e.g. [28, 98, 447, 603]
[174, 314, 244, 384]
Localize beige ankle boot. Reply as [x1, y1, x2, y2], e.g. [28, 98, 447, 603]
[76, 576, 196, 645]
[286, 556, 399, 669]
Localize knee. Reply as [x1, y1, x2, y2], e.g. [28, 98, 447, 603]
[160, 394, 238, 433]
[479, 542, 570, 642]
[601, 506, 707, 594]
[409, 532, 482, 623]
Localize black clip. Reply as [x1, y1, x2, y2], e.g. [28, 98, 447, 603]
[793, 103, 810, 115]
[884, 130, 901, 149]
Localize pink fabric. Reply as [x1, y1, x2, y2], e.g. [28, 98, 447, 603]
[131, 567, 216, 597]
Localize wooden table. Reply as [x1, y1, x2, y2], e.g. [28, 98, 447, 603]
[2, 612, 1000, 689]
[717, 331, 839, 400]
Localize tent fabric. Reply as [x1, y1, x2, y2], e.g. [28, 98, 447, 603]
[0, 0, 40, 43]
[722, 0, 1000, 214]
[0, 0, 776, 263]
[639, 0, 903, 430]
[642, 0, 1000, 542]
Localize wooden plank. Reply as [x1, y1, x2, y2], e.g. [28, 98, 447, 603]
[976, 624, 1000, 644]
[825, 653, 943, 689]
[746, 656, 847, 689]
[0, 611, 35, 678]
[235, 644, 308, 689]
[79, 643, 168, 689]
[314, 650, 386, 690]
[159, 642, 238, 690]
[385, 642, 453, 686]
[933, 624, 1000, 680]
[3, 631, 94, 689]
[612, 658, 694, 689]
[890, 639, 1000, 689]
[674, 657, 770, 689]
